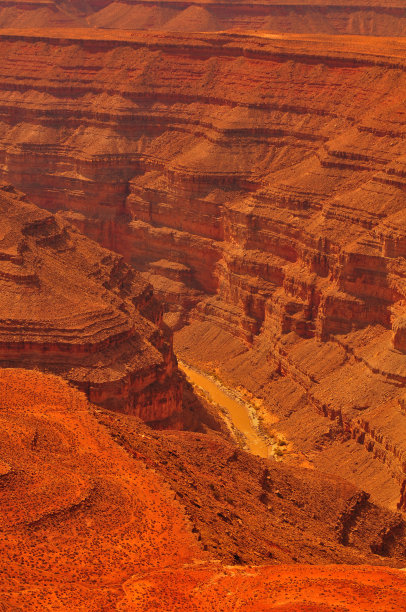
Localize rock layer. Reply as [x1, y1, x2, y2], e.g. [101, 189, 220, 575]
[0, 183, 182, 425]
[1, 30, 406, 507]
[88, 1, 406, 37]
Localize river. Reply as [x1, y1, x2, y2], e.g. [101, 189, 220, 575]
[178, 360, 271, 459]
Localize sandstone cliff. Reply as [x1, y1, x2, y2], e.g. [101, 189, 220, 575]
[1, 30, 406, 510]
[0, 183, 183, 425]
[1, 368, 406, 610]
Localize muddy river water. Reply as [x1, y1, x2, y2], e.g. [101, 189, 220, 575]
[179, 360, 270, 459]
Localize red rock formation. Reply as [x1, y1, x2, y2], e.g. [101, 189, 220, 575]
[3, 0, 406, 35]
[0, 183, 183, 425]
[1, 368, 406, 610]
[1, 29, 406, 510]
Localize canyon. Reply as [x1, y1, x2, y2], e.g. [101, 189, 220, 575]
[1, 367, 406, 610]
[1, 28, 406, 513]
[1, 7, 406, 610]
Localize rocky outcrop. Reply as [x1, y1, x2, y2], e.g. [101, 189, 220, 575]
[101, 406, 406, 567]
[1, 30, 406, 508]
[0, 183, 183, 425]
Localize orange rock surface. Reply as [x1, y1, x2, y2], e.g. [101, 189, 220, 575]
[1, 29, 406, 510]
[1, 368, 406, 610]
[121, 565, 406, 611]
[0, 183, 183, 425]
[0, 368, 202, 610]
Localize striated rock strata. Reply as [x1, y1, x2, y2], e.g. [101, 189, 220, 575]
[1, 368, 406, 610]
[0, 183, 182, 425]
[2, 30, 406, 508]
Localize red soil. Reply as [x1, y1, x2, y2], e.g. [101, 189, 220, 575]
[0, 368, 202, 610]
[121, 564, 406, 611]
[1, 368, 406, 610]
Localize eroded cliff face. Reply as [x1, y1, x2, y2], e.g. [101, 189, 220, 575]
[0, 183, 183, 425]
[1, 30, 406, 508]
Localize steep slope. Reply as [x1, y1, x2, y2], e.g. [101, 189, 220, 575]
[99, 407, 406, 568]
[0, 183, 183, 425]
[1, 30, 406, 509]
[1, 368, 406, 610]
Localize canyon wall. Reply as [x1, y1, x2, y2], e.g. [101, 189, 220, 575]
[0, 182, 183, 426]
[1, 30, 406, 507]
